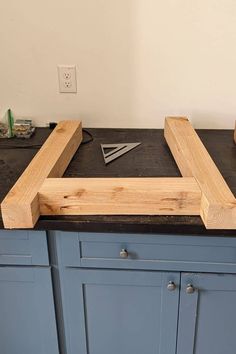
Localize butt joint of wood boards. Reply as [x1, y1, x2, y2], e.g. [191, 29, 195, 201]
[1, 120, 82, 229]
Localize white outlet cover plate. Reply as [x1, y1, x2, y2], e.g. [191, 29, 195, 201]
[58, 65, 77, 93]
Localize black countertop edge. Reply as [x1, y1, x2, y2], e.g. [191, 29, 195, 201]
[1, 217, 235, 237]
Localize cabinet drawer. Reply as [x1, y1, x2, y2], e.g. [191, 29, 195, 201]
[81, 238, 236, 272]
[0, 230, 49, 265]
[57, 232, 236, 273]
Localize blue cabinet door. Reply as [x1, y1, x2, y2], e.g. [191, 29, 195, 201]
[62, 269, 180, 354]
[0, 267, 59, 354]
[177, 273, 236, 354]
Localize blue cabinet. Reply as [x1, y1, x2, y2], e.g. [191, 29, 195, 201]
[62, 269, 180, 354]
[3, 229, 236, 354]
[177, 273, 236, 354]
[0, 267, 59, 354]
[51, 231, 236, 354]
[0, 230, 59, 354]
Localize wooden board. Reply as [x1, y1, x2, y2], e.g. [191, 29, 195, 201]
[164, 117, 236, 229]
[1, 121, 82, 228]
[39, 177, 201, 216]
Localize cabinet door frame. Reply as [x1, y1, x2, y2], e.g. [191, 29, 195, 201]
[0, 267, 59, 354]
[177, 272, 236, 354]
[63, 268, 180, 354]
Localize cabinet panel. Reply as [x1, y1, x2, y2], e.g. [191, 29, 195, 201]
[63, 269, 180, 354]
[0, 230, 48, 265]
[177, 273, 236, 354]
[0, 267, 59, 354]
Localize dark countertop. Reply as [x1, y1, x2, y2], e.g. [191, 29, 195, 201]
[0, 127, 236, 236]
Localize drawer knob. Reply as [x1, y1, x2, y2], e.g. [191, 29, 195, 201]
[120, 249, 128, 259]
[167, 281, 176, 291]
[186, 284, 195, 294]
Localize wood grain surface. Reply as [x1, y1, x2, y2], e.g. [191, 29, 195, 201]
[165, 117, 236, 229]
[39, 177, 201, 216]
[1, 121, 82, 228]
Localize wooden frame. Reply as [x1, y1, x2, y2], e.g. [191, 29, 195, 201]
[1, 117, 236, 229]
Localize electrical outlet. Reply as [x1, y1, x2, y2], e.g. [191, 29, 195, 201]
[58, 65, 77, 93]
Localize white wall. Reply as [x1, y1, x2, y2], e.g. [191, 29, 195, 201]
[1, 0, 236, 128]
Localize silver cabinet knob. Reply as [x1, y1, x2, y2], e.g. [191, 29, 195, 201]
[186, 284, 195, 294]
[167, 281, 176, 291]
[120, 249, 128, 259]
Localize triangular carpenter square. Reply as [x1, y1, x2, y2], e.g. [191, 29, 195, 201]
[101, 142, 141, 164]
